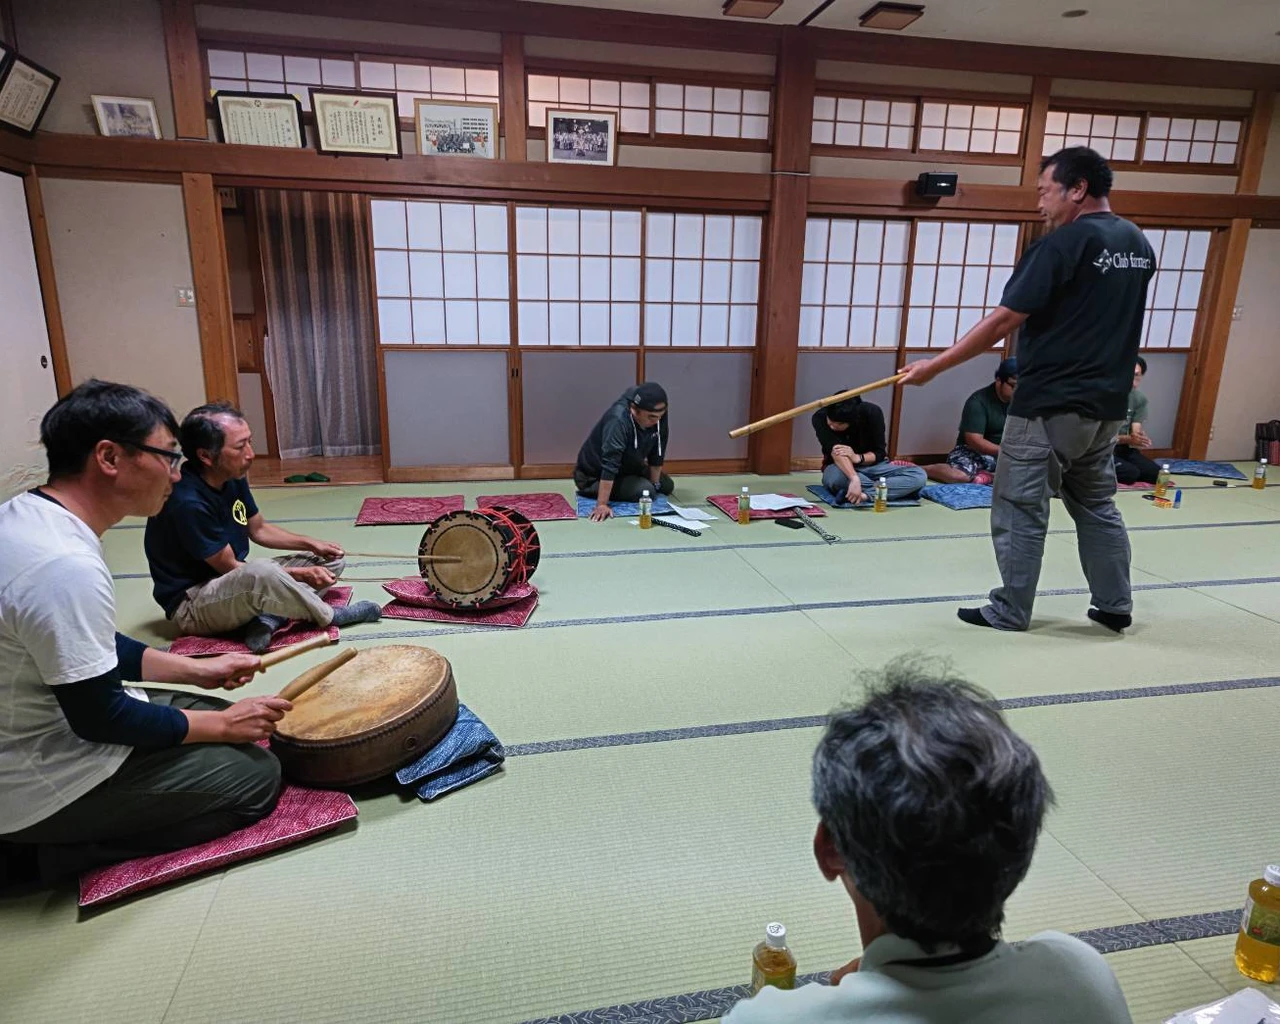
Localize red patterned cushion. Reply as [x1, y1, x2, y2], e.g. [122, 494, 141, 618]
[475, 492, 576, 521]
[382, 589, 538, 628]
[167, 587, 351, 657]
[382, 577, 535, 610]
[78, 782, 356, 907]
[705, 493, 826, 520]
[354, 496, 464, 526]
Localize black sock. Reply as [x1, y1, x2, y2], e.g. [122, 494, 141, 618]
[244, 614, 289, 653]
[1088, 608, 1132, 633]
[331, 600, 383, 627]
[957, 607, 995, 629]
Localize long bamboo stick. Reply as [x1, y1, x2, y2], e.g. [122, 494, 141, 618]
[728, 374, 906, 439]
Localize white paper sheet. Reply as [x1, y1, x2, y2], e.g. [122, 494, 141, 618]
[749, 493, 810, 512]
[629, 517, 712, 532]
[666, 502, 716, 521]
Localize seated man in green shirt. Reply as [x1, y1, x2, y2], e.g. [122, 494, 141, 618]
[923, 358, 1017, 485]
[1114, 357, 1159, 485]
[723, 660, 1132, 1024]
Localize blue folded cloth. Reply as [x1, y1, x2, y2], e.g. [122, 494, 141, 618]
[1164, 460, 1249, 481]
[805, 484, 920, 509]
[396, 704, 504, 802]
[921, 483, 994, 510]
[575, 495, 674, 518]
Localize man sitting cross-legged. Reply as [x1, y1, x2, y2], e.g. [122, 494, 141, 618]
[922, 358, 1018, 485]
[145, 403, 381, 652]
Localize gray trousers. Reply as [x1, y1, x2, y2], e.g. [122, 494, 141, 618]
[984, 414, 1132, 630]
[1, 691, 282, 882]
[575, 472, 675, 502]
[173, 553, 345, 636]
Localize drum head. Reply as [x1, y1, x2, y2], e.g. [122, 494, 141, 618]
[419, 510, 514, 606]
[276, 645, 452, 743]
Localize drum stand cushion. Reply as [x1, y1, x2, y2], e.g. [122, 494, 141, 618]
[381, 589, 538, 628]
[396, 704, 504, 802]
[383, 577, 534, 611]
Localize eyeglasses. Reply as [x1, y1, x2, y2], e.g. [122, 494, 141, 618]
[112, 439, 184, 470]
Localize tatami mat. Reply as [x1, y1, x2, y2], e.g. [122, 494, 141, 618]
[4, 469, 1277, 1024]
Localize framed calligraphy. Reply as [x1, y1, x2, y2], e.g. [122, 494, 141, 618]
[309, 89, 401, 157]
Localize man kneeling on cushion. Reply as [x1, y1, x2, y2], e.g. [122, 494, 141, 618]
[145, 402, 380, 652]
[923, 358, 1018, 485]
[574, 382, 674, 523]
[0, 381, 287, 887]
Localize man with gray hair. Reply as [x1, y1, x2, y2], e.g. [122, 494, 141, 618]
[725, 660, 1132, 1023]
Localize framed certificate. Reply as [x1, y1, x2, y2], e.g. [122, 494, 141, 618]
[309, 88, 401, 158]
[414, 99, 498, 159]
[0, 53, 60, 137]
[0, 42, 14, 84]
[214, 91, 305, 148]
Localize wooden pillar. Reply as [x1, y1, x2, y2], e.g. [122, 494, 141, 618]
[501, 34, 528, 162]
[161, 0, 208, 140]
[750, 27, 814, 475]
[181, 172, 239, 405]
[1021, 76, 1051, 186]
[1238, 90, 1274, 195]
[23, 170, 72, 395]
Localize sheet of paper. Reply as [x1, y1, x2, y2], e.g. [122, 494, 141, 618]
[749, 493, 810, 512]
[666, 502, 716, 521]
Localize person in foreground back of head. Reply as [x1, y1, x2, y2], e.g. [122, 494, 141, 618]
[724, 659, 1133, 1024]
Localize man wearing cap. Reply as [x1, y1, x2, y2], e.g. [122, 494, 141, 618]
[574, 383, 673, 523]
[923, 358, 1018, 485]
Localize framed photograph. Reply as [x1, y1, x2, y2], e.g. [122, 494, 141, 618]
[0, 53, 60, 137]
[546, 109, 618, 166]
[309, 88, 401, 158]
[91, 95, 162, 139]
[414, 99, 497, 160]
[214, 90, 304, 149]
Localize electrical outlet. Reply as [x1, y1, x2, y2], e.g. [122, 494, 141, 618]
[1232, 305, 1243, 321]
[176, 287, 195, 307]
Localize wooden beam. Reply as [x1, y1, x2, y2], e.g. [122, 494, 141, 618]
[751, 28, 813, 476]
[501, 34, 527, 163]
[181, 172, 239, 405]
[161, 0, 208, 140]
[1237, 90, 1274, 195]
[1021, 76, 1051, 187]
[22, 170, 72, 396]
[202, 0, 1280, 89]
[1182, 218, 1250, 459]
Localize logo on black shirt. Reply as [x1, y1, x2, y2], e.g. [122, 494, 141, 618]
[232, 499, 248, 526]
[1092, 248, 1153, 275]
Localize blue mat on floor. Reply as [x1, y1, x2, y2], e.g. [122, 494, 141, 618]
[805, 485, 920, 509]
[1164, 460, 1249, 481]
[396, 704, 504, 802]
[576, 495, 674, 518]
[921, 483, 993, 510]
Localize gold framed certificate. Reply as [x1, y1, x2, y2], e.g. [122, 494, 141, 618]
[214, 91, 305, 149]
[309, 89, 402, 157]
[0, 53, 60, 137]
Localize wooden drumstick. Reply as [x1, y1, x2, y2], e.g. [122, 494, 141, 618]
[344, 551, 463, 563]
[276, 647, 358, 702]
[728, 374, 906, 439]
[257, 633, 336, 670]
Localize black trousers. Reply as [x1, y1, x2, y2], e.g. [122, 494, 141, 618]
[1, 691, 282, 884]
[575, 471, 675, 502]
[1114, 444, 1160, 485]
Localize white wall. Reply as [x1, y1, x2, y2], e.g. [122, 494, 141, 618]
[1208, 229, 1280, 461]
[41, 179, 207, 419]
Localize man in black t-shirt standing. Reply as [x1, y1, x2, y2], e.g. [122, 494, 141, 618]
[900, 148, 1156, 632]
[146, 403, 382, 652]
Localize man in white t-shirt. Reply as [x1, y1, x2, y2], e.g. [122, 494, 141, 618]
[0, 380, 294, 887]
[724, 661, 1133, 1024]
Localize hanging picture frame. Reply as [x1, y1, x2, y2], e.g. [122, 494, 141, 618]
[309, 88, 401, 157]
[414, 99, 498, 159]
[545, 109, 618, 166]
[214, 90, 305, 149]
[0, 52, 60, 137]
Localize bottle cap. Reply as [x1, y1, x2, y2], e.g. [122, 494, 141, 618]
[1162, 463, 1171, 470]
[1264, 865, 1280, 885]
[742, 486, 749, 492]
[764, 922, 787, 948]
[1263, 459, 1270, 465]
[642, 489, 650, 497]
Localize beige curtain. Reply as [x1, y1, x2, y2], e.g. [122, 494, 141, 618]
[257, 190, 381, 459]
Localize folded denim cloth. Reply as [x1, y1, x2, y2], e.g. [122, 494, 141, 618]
[396, 704, 504, 801]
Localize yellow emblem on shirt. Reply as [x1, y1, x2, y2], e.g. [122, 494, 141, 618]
[232, 499, 248, 526]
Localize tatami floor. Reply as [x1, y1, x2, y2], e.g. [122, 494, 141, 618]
[3, 470, 1279, 1024]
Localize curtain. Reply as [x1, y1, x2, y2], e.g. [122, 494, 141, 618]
[257, 190, 381, 459]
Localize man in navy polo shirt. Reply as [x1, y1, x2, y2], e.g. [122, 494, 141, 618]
[145, 403, 381, 652]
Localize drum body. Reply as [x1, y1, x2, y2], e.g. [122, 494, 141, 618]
[418, 506, 541, 608]
[270, 645, 459, 787]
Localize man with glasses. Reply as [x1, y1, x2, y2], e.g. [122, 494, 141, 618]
[1, 381, 290, 887]
[145, 402, 381, 652]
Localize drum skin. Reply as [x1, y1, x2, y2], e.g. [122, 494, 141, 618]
[270, 645, 459, 788]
